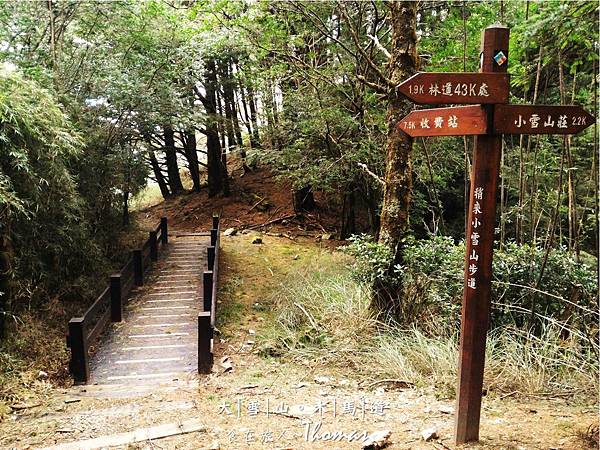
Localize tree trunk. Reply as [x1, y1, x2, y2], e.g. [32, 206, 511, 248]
[365, 183, 381, 236]
[203, 59, 225, 197]
[269, 80, 279, 125]
[239, 83, 255, 148]
[163, 125, 184, 194]
[219, 60, 237, 151]
[340, 189, 356, 240]
[122, 190, 129, 227]
[184, 130, 201, 192]
[292, 185, 316, 212]
[0, 231, 12, 341]
[247, 84, 261, 147]
[373, 1, 419, 318]
[149, 150, 171, 199]
[264, 81, 275, 127]
[221, 58, 248, 173]
[238, 86, 253, 173]
[231, 92, 244, 148]
[216, 89, 227, 150]
[221, 148, 230, 196]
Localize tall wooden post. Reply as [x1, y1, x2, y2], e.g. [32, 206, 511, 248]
[207, 246, 215, 271]
[68, 318, 89, 383]
[160, 217, 168, 245]
[455, 24, 509, 444]
[149, 231, 158, 261]
[198, 311, 213, 374]
[133, 250, 144, 286]
[203, 271, 213, 312]
[110, 274, 123, 322]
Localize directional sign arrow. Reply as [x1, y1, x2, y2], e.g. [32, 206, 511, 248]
[398, 105, 488, 137]
[398, 72, 509, 104]
[493, 104, 595, 135]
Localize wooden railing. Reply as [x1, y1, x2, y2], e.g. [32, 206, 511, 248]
[198, 214, 221, 373]
[66, 217, 169, 383]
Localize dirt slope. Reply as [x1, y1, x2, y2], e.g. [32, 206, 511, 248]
[137, 164, 340, 239]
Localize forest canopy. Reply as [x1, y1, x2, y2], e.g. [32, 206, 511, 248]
[0, 0, 597, 351]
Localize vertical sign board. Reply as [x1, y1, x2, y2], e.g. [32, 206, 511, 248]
[396, 24, 594, 445]
[454, 24, 509, 444]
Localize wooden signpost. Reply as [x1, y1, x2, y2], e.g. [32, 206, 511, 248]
[398, 72, 509, 104]
[493, 104, 595, 135]
[396, 24, 595, 444]
[399, 105, 487, 137]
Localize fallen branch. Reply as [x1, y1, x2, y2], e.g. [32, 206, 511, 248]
[41, 419, 205, 450]
[500, 390, 519, 400]
[365, 379, 414, 389]
[247, 197, 265, 214]
[244, 214, 296, 230]
[294, 302, 319, 330]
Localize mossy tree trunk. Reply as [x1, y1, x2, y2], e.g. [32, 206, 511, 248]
[373, 1, 420, 318]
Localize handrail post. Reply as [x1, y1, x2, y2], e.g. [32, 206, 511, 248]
[203, 271, 213, 312]
[160, 217, 168, 245]
[212, 214, 219, 230]
[149, 231, 158, 261]
[210, 229, 217, 247]
[211, 274, 217, 323]
[198, 312, 213, 374]
[207, 246, 215, 271]
[68, 318, 89, 383]
[133, 250, 144, 286]
[110, 274, 122, 322]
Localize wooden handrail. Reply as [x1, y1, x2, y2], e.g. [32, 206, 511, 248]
[81, 287, 110, 326]
[66, 218, 168, 384]
[199, 214, 221, 374]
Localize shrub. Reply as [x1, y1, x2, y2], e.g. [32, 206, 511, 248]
[343, 234, 598, 336]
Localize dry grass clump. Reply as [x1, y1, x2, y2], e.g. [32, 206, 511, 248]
[259, 256, 599, 401]
[0, 298, 73, 420]
[261, 272, 377, 369]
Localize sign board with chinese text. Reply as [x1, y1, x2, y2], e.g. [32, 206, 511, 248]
[398, 72, 509, 104]
[493, 104, 594, 135]
[393, 23, 596, 446]
[398, 105, 487, 137]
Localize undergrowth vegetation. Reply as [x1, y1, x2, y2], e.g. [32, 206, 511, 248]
[260, 240, 599, 401]
[0, 61, 150, 387]
[344, 235, 598, 332]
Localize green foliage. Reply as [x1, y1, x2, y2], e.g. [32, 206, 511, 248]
[265, 88, 385, 194]
[0, 66, 104, 300]
[492, 242, 597, 328]
[344, 234, 598, 333]
[342, 234, 397, 285]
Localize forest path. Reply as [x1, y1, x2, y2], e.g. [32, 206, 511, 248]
[0, 234, 595, 450]
[89, 232, 210, 385]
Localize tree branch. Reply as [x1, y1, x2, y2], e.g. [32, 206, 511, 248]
[357, 162, 385, 186]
